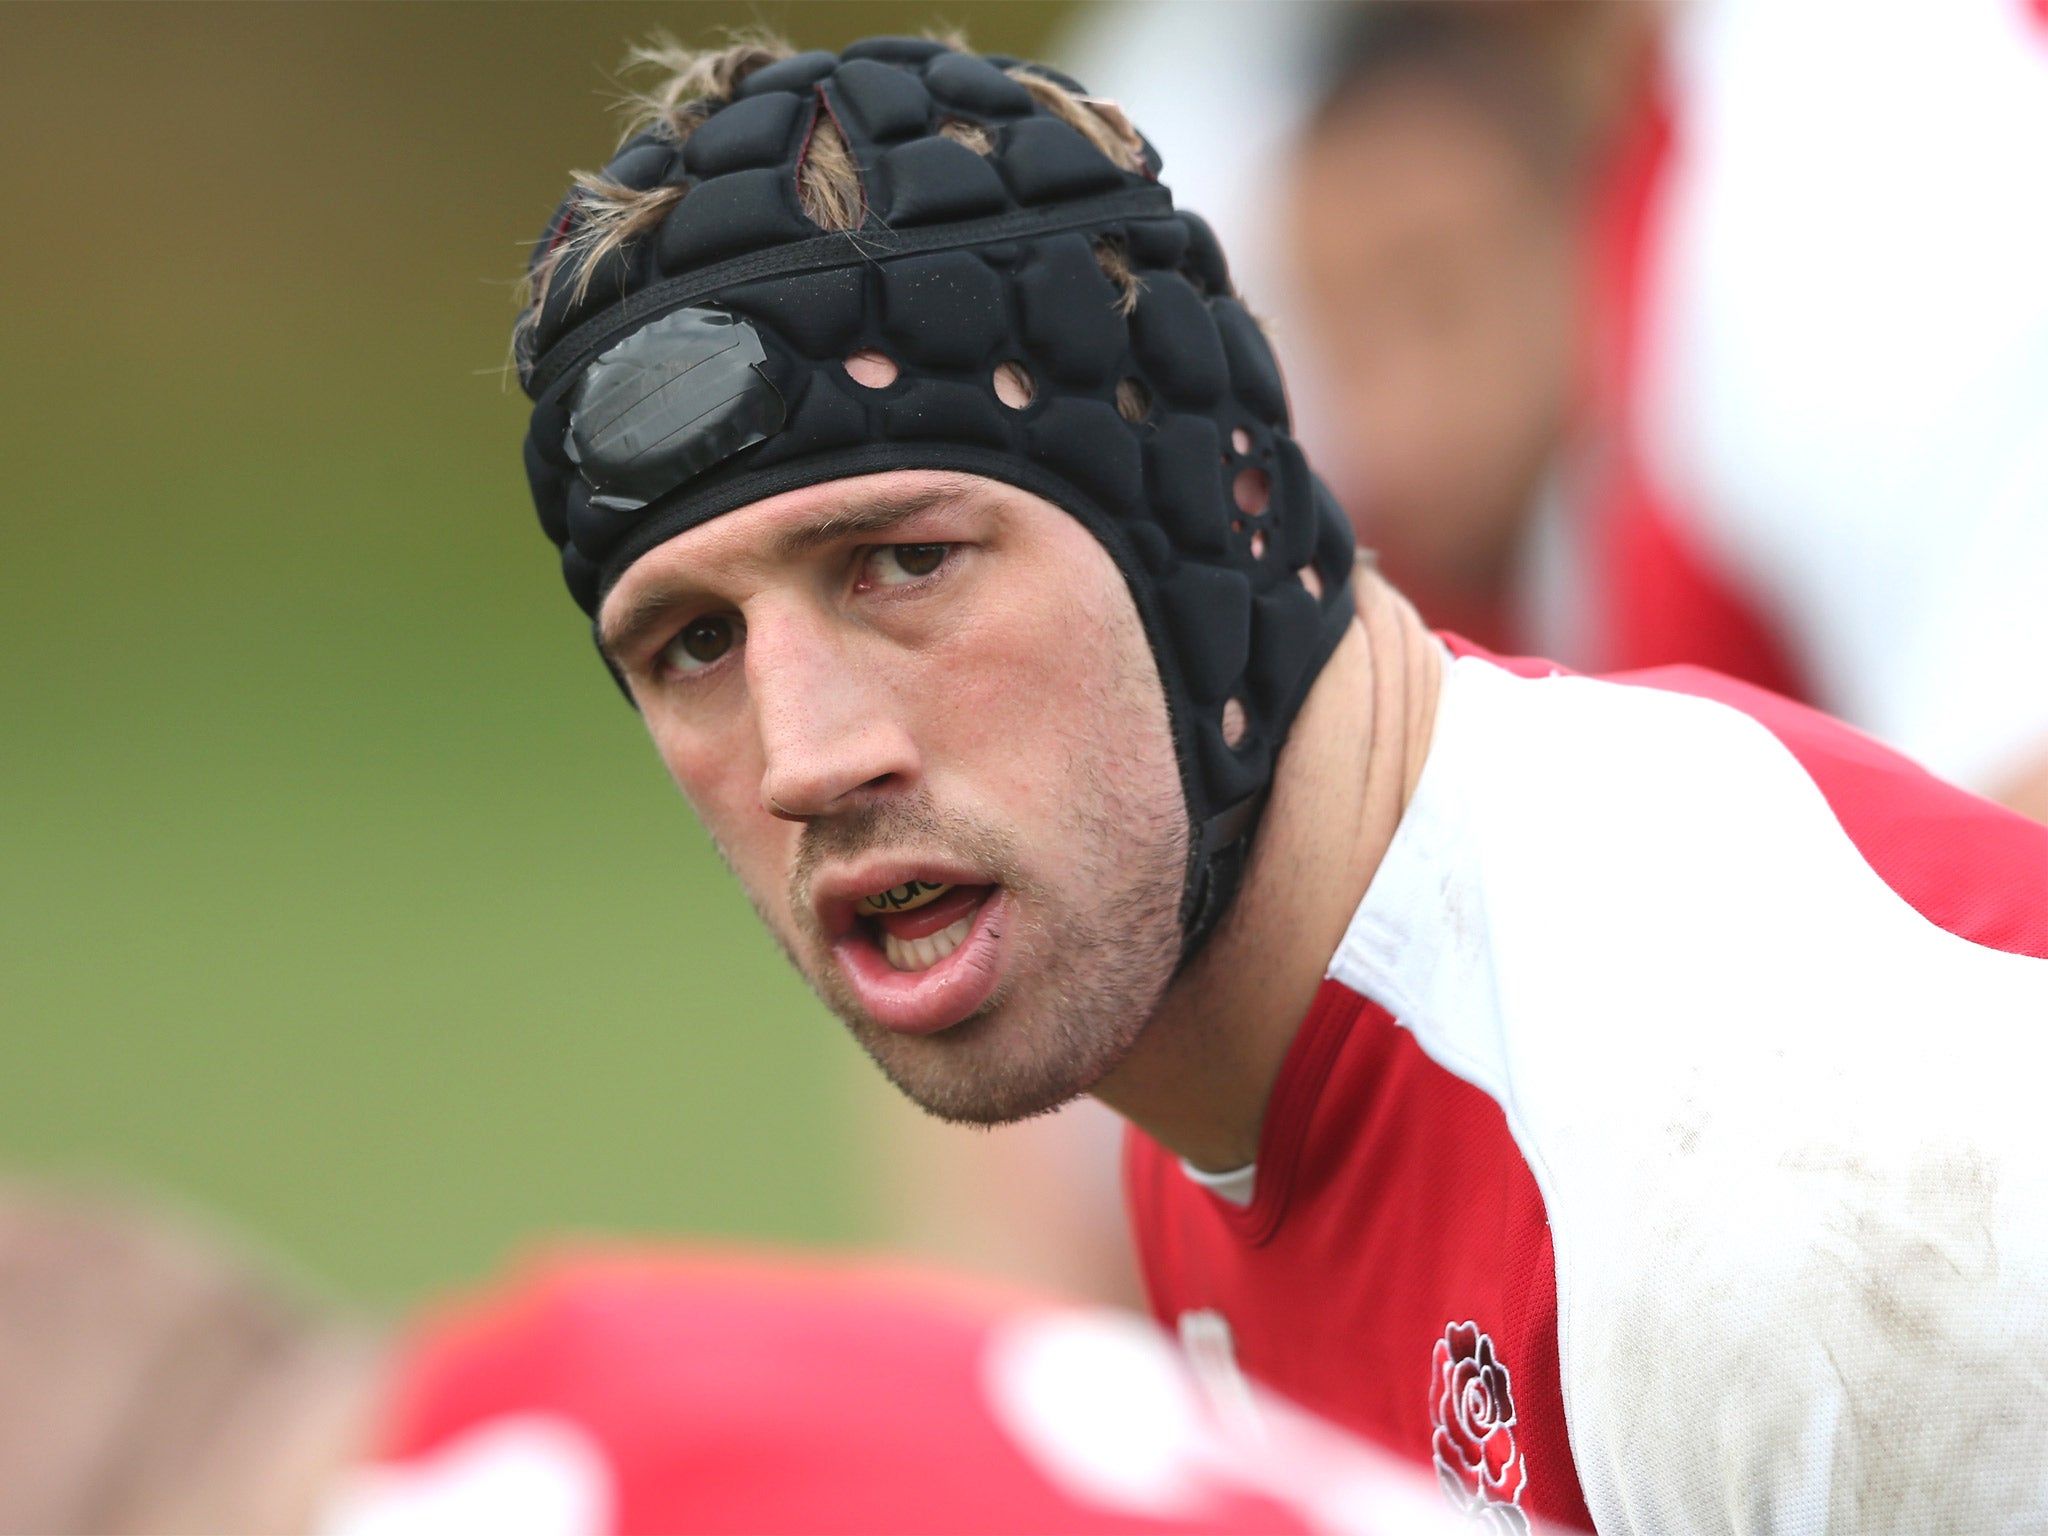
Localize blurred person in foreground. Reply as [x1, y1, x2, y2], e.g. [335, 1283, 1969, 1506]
[1271, 0, 2048, 821]
[510, 30, 2048, 1533]
[0, 1185, 1453, 1535]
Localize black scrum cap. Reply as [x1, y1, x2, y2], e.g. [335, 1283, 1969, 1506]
[519, 38, 1356, 958]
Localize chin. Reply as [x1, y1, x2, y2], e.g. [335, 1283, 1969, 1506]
[846, 993, 1138, 1129]
[791, 840, 1183, 1126]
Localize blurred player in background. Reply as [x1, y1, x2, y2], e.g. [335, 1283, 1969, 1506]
[1080, 0, 2048, 820]
[0, 1184, 1456, 1535]
[1284, 2, 1650, 658]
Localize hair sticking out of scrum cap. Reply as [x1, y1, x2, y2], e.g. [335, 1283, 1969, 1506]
[518, 35, 1150, 379]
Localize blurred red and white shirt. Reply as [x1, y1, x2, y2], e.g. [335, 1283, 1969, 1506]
[319, 1249, 1462, 1536]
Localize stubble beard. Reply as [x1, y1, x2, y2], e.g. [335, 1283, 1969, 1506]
[760, 770, 1188, 1127]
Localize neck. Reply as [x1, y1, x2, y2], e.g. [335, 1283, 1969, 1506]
[1092, 567, 1443, 1170]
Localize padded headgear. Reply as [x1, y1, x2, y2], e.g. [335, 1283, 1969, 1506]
[520, 38, 1356, 957]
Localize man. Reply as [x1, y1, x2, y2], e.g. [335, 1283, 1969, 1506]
[0, 1184, 1443, 1535]
[515, 35, 2048, 1533]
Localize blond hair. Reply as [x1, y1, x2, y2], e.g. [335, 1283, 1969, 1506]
[517, 35, 1151, 375]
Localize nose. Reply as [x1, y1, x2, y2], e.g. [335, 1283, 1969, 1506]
[748, 605, 920, 821]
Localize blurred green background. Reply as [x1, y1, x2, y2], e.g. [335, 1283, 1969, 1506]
[0, 1, 1075, 1306]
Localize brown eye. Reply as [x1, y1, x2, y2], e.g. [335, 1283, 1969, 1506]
[662, 614, 741, 672]
[893, 544, 946, 577]
[865, 543, 949, 587]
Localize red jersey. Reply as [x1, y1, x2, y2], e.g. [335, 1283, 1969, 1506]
[323, 1247, 1464, 1536]
[1127, 643, 2048, 1533]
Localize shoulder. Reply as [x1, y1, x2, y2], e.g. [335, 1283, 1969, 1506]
[1440, 638, 2048, 958]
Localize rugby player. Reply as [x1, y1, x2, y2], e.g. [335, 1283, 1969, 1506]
[514, 35, 2048, 1532]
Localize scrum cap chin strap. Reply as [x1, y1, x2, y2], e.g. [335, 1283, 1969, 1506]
[519, 38, 1356, 959]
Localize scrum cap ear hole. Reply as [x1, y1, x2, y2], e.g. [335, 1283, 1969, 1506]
[1231, 427, 1253, 455]
[993, 360, 1036, 409]
[1115, 377, 1152, 423]
[1232, 467, 1270, 517]
[1249, 529, 1267, 560]
[844, 350, 900, 388]
[1221, 696, 1249, 748]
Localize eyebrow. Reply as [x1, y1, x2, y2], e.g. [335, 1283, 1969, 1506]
[767, 483, 965, 561]
[598, 481, 976, 667]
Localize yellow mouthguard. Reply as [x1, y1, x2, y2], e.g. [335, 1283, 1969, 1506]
[858, 881, 952, 916]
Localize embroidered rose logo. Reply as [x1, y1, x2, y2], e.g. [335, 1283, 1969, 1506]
[1429, 1320, 1529, 1532]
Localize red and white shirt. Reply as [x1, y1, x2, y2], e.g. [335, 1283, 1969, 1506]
[1127, 642, 2048, 1533]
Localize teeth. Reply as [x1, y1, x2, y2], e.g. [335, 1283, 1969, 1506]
[882, 912, 974, 972]
[859, 880, 952, 916]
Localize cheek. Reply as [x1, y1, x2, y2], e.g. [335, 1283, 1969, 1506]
[650, 723, 792, 899]
[928, 639, 1059, 764]
[919, 570, 1175, 812]
[652, 718, 754, 819]
[940, 600, 1074, 744]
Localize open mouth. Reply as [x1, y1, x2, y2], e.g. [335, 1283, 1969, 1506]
[822, 867, 1012, 1035]
[857, 880, 996, 972]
